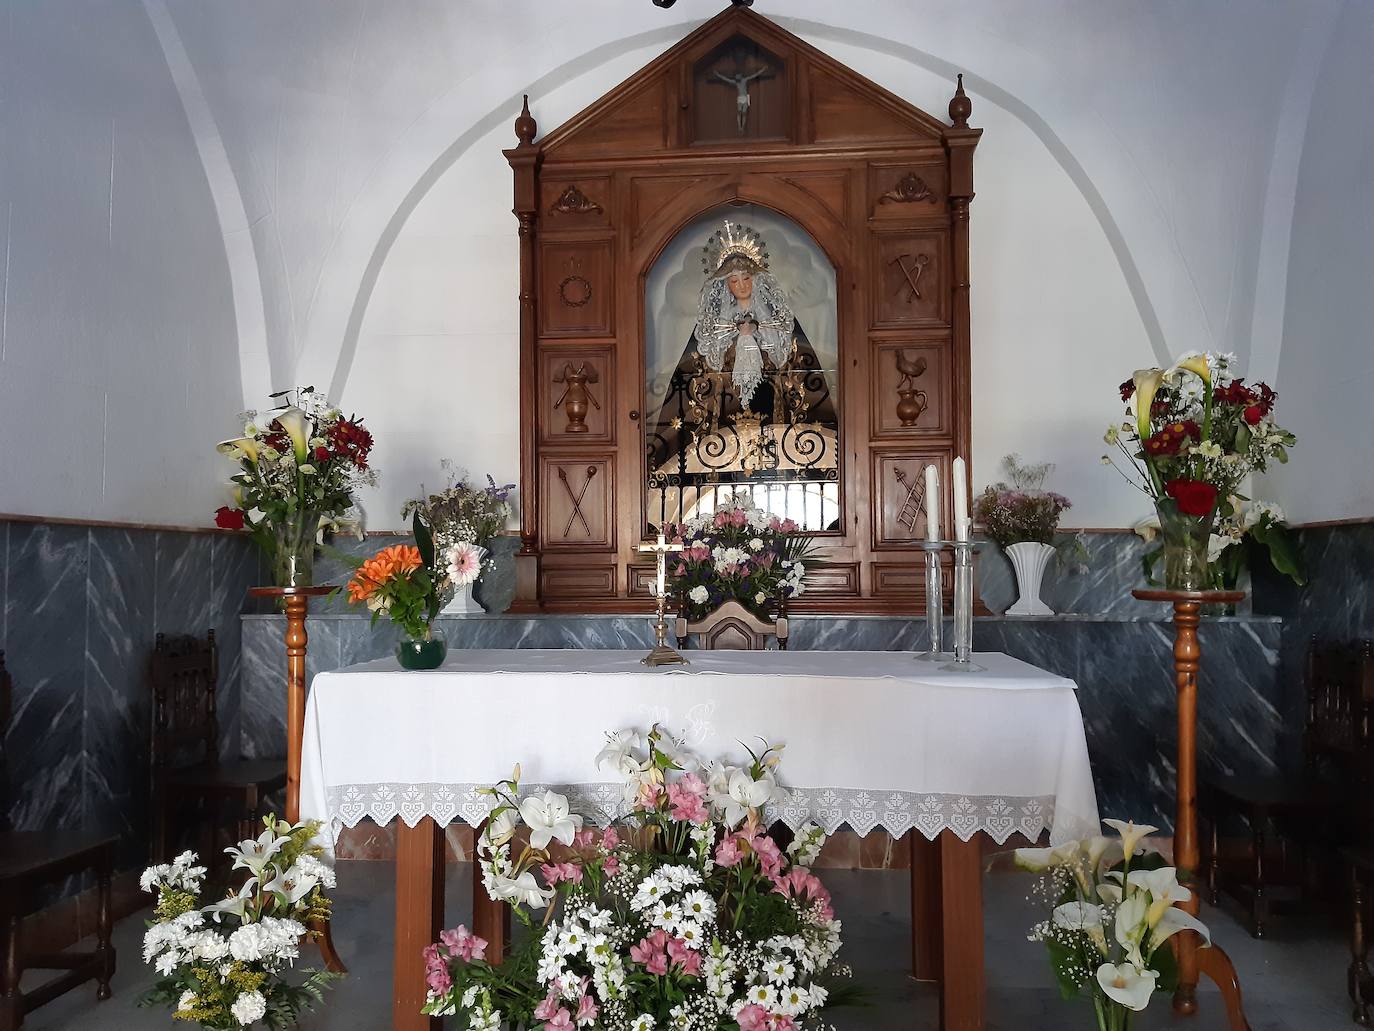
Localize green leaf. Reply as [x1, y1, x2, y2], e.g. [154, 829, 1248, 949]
[413, 510, 436, 570]
[1250, 520, 1306, 586]
[1234, 423, 1251, 455]
[1141, 546, 1163, 587]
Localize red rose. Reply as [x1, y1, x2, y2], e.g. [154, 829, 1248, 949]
[214, 506, 246, 530]
[314, 446, 330, 462]
[1243, 405, 1263, 425]
[1165, 479, 1218, 518]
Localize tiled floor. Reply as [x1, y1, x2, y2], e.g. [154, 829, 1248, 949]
[24, 861, 1358, 1029]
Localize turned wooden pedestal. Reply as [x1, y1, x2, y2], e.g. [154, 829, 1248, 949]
[1133, 589, 1250, 1030]
[248, 586, 347, 975]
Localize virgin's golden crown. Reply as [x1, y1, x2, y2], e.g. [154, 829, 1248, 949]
[701, 220, 769, 277]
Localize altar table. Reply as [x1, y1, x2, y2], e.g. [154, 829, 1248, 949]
[299, 649, 1099, 1031]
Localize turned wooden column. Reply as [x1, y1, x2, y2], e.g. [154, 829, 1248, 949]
[1133, 588, 1249, 1030]
[247, 585, 345, 975]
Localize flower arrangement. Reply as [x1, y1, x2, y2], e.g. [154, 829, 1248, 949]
[215, 386, 375, 586]
[421, 726, 850, 1030]
[665, 495, 815, 622]
[1102, 353, 1296, 590]
[138, 817, 341, 1029]
[1017, 818, 1210, 1031]
[402, 462, 515, 579]
[974, 455, 1072, 548]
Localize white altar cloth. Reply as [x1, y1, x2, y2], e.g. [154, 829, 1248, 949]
[299, 649, 1098, 847]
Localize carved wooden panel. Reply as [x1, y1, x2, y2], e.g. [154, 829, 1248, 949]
[628, 564, 659, 598]
[871, 449, 951, 550]
[871, 231, 950, 329]
[540, 564, 617, 598]
[540, 457, 613, 550]
[868, 163, 946, 220]
[870, 340, 950, 438]
[539, 345, 613, 444]
[809, 66, 936, 144]
[541, 178, 610, 229]
[799, 562, 859, 596]
[871, 561, 954, 598]
[778, 171, 850, 227]
[540, 239, 613, 337]
[691, 35, 790, 144]
[546, 78, 669, 159]
[630, 174, 727, 238]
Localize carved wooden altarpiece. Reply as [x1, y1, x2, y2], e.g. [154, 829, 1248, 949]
[505, 6, 980, 613]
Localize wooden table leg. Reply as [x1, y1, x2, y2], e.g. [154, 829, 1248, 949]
[910, 831, 943, 981]
[395, 818, 444, 1031]
[938, 831, 983, 1031]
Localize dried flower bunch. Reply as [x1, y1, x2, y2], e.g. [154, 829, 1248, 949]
[974, 455, 1072, 549]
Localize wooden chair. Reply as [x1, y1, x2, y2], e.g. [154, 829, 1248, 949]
[151, 631, 287, 874]
[0, 651, 115, 1031]
[674, 599, 789, 651]
[1200, 638, 1374, 938]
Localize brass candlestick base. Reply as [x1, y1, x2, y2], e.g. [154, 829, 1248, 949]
[642, 641, 688, 667]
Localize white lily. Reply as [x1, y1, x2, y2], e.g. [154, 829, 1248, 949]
[518, 790, 582, 850]
[1096, 962, 1157, 1012]
[481, 808, 518, 851]
[1149, 905, 1212, 951]
[488, 869, 554, 910]
[595, 730, 646, 778]
[225, 829, 287, 877]
[1103, 819, 1158, 865]
[263, 864, 319, 906]
[717, 768, 775, 827]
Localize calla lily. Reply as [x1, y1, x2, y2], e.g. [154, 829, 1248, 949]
[1170, 352, 1212, 385]
[1127, 866, 1192, 927]
[1131, 369, 1164, 440]
[1148, 905, 1212, 951]
[1084, 835, 1119, 872]
[267, 405, 310, 461]
[1096, 962, 1157, 1012]
[1114, 892, 1150, 965]
[217, 437, 261, 463]
[1103, 818, 1159, 866]
[1013, 841, 1081, 873]
[518, 790, 582, 850]
[1097, 881, 1123, 905]
[1052, 900, 1104, 930]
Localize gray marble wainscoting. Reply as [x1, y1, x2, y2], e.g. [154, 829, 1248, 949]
[1254, 519, 1374, 767]
[0, 518, 260, 880]
[240, 610, 1282, 829]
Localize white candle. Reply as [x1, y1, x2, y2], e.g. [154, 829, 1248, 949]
[924, 464, 941, 542]
[655, 533, 667, 599]
[952, 457, 969, 542]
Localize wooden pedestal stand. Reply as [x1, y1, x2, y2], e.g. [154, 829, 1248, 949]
[248, 586, 347, 975]
[1133, 589, 1249, 1030]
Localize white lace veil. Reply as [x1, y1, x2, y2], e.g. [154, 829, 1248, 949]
[693, 268, 796, 406]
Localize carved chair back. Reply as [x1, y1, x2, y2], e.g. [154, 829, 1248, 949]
[1303, 637, 1374, 792]
[150, 630, 220, 776]
[674, 599, 788, 651]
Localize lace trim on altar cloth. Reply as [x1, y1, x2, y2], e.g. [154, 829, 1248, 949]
[323, 782, 1061, 845]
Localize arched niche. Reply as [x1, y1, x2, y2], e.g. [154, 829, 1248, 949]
[505, 4, 979, 613]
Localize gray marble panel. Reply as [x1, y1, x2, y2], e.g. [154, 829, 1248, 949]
[4, 523, 88, 833]
[153, 531, 214, 637]
[211, 534, 258, 761]
[0, 522, 7, 654]
[83, 527, 157, 865]
[471, 536, 520, 614]
[241, 616, 342, 760]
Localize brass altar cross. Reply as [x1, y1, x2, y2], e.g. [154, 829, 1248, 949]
[638, 533, 688, 666]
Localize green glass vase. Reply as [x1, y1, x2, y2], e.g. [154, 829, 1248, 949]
[396, 630, 447, 671]
[269, 509, 322, 587]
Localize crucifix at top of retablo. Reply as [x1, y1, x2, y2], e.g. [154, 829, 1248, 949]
[638, 533, 688, 666]
[710, 57, 775, 135]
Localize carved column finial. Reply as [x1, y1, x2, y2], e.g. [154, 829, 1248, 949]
[514, 94, 537, 145]
[949, 73, 972, 128]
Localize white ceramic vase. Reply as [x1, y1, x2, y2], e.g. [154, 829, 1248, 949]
[440, 581, 480, 615]
[1005, 541, 1056, 616]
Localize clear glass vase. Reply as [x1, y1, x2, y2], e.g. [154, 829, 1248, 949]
[1155, 497, 1215, 591]
[269, 509, 322, 588]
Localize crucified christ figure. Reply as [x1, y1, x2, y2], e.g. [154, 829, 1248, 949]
[712, 65, 772, 135]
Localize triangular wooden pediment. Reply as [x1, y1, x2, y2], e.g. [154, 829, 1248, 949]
[537, 7, 953, 159]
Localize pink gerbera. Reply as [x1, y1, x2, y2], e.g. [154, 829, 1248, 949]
[446, 541, 484, 587]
